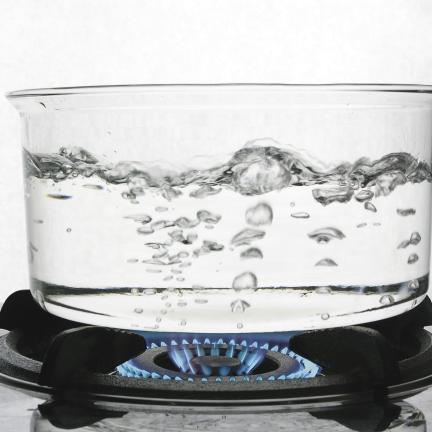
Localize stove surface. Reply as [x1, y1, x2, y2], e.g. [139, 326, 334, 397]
[0, 384, 431, 432]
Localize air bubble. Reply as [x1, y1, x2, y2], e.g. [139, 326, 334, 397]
[161, 187, 182, 201]
[152, 250, 168, 259]
[408, 253, 419, 264]
[152, 220, 175, 230]
[231, 228, 265, 246]
[312, 187, 353, 206]
[355, 189, 374, 202]
[121, 191, 136, 200]
[180, 319, 187, 326]
[291, 212, 310, 219]
[245, 202, 273, 226]
[66, 228, 72, 233]
[190, 185, 221, 198]
[308, 227, 345, 244]
[174, 217, 199, 229]
[230, 299, 250, 313]
[397, 208, 416, 216]
[134, 308, 143, 314]
[171, 269, 182, 274]
[196, 210, 221, 224]
[237, 323, 244, 329]
[321, 313, 330, 320]
[178, 300, 188, 307]
[155, 317, 162, 323]
[397, 239, 411, 249]
[315, 258, 338, 267]
[364, 201, 377, 212]
[240, 247, 263, 260]
[129, 186, 146, 198]
[131, 288, 141, 295]
[186, 233, 198, 244]
[315, 286, 332, 294]
[380, 295, 395, 305]
[145, 243, 162, 249]
[137, 226, 155, 235]
[46, 193, 72, 200]
[144, 289, 156, 295]
[176, 277, 185, 282]
[203, 240, 224, 251]
[408, 279, 419, 292]
[124, 214, 152, 224]
[127, 258, 139, 263]
[169, 229, 186, 243]
[410, 232, 421, 245]
[193, 240, 224, 257]
[194, 298, 208, 304]
[232, 271, 258, 291]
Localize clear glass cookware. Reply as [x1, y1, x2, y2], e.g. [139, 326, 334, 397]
[7, 84, 432, 333]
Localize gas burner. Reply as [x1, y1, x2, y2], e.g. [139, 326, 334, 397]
[117, 338, 321, 381]
[1, 290, 432, 410]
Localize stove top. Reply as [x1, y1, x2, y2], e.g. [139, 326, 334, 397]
[1, 382, 431, 431]
[1, 290, 432, 431]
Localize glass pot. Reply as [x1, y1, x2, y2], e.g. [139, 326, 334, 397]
[7, 84, 432, 333]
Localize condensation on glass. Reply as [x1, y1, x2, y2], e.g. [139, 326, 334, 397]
[7, 84, 432, 332]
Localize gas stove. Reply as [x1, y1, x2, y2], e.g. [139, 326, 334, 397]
[1, 290, 432, 431]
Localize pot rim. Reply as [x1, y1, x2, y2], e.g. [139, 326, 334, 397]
[6, 83, 432, 99]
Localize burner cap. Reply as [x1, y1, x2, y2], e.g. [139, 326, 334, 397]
[191, 355, 241, 369]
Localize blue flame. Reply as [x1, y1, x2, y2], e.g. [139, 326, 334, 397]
[167, 342, 267, 377]
[139, 331, 301, 349]
[116, 332, 322, 382]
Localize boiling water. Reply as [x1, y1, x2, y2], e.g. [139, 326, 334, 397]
[25, 138, 431, 332]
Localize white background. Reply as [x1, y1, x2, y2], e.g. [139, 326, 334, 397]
[1, 0, 432, 300]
